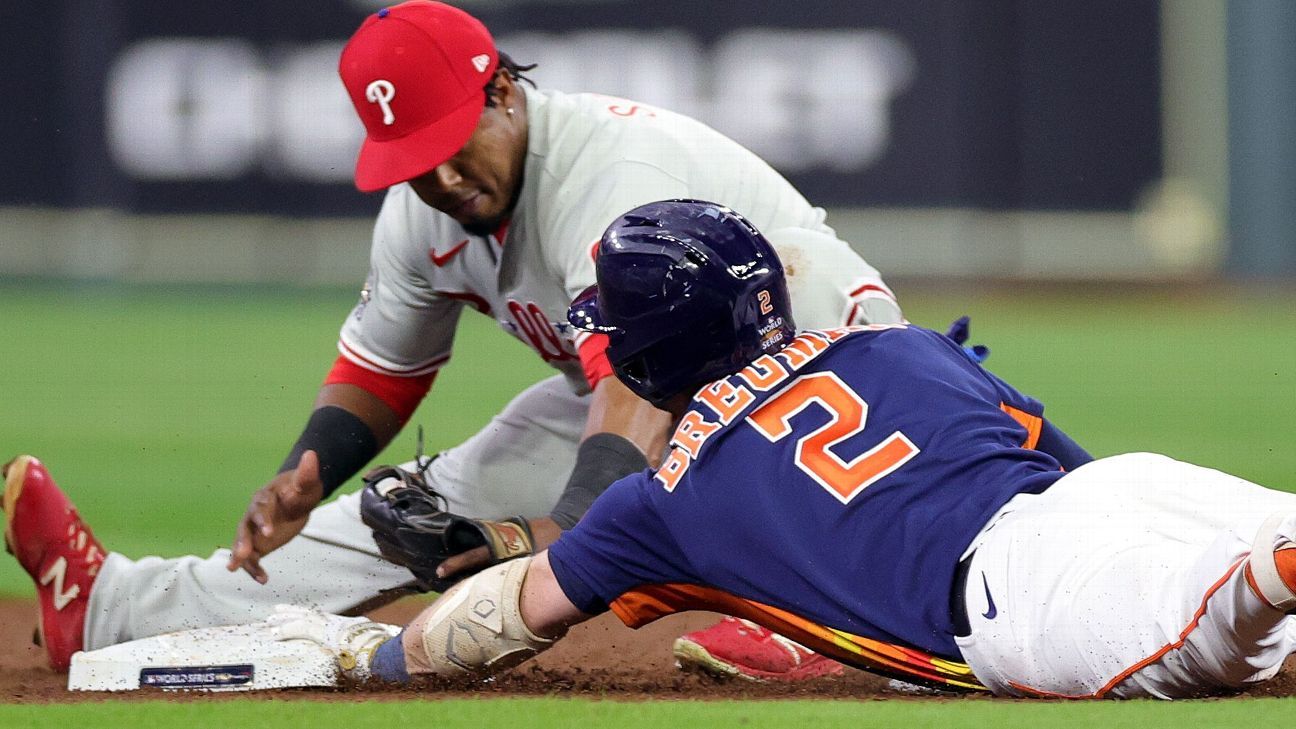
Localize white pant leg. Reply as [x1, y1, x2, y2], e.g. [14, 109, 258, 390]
[84, 489, 414, 650]
[957, 453, 1296, 699]
[418, 375, 588, 518]
[84, 376, 588, 649]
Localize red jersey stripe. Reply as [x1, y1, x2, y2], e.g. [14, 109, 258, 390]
[577, 333, 614, 390]
[338, 339, 448, 377]
[848, 283, 896, 301]
[323, 354, 434, 424]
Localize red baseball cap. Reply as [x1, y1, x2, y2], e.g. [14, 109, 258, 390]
[339, 1, 499, 192]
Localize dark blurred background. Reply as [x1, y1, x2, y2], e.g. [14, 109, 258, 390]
[0, 0, 1291, 283]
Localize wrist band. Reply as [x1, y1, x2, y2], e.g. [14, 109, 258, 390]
[279, 405, 379, 497]
[549, 433, 649, 530]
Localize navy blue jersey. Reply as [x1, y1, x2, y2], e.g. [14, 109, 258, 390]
[548, 324, 1064, 662]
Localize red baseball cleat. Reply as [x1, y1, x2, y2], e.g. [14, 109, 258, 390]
[2, 456, 105, 671]
[673, 616, 847, 681]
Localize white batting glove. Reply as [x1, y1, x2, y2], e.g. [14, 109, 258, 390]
[268, 604, 401, 681]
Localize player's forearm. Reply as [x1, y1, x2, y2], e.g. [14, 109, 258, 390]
[314, 383, 404, 446]
[579, 376, 673, 458]
[548, 377, 665, 529]
[279, 384, 403, 498]
[548, 434, 647, 530]
[365, 555, 579, 682]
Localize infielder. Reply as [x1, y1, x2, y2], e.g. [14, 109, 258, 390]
[256, 200, 1296, 699]
[2, 0, 910, 680]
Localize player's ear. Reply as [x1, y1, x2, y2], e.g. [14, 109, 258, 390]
[485, 68, 516, 108]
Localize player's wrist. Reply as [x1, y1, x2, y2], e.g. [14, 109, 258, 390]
[368, 631, 411, 683]
[548, 433, 648, 529]
[525, 516, 563, 550]
[279, 406, 379, 498]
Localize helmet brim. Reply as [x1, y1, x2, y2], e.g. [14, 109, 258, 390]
[566, 284, 621, 334]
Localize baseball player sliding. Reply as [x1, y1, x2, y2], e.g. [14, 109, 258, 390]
[0, 1, 909, 680]
[230, 200, 1296, 698]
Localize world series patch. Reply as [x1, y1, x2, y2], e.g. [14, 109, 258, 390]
[139, 664, 254, 689]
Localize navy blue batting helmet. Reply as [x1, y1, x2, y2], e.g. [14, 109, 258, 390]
[567, 199, 795, 406]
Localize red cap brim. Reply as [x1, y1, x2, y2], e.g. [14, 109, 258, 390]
[353, 89, 485, 193]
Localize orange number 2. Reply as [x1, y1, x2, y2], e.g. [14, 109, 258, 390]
[746, 372, 918, 504]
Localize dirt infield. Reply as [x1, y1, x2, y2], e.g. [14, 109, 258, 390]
[0, 598, 899, 703]
[6, 597, 1296, 703]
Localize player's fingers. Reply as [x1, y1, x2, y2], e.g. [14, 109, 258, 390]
[293, 450, 321, 494]
[249, 502, 274, 538]
[227, 516, 256, 571]
[241, 551, 269, 584]
[436, 546, 491, 580]
[282, 451, 325, 519]
[226, 545, 243, 572]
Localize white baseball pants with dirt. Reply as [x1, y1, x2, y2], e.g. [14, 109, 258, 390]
[957, 453, 1296, 699]
[83, 375, 585, 650]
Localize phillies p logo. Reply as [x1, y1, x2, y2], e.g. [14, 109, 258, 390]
[365, 80, 396, 125]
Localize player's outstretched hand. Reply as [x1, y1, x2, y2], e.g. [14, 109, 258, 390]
[435, 516, 562, 581]
[359, 468, 562, 590]
[267, 604, 400, 681]
[227, 450, 325, 583]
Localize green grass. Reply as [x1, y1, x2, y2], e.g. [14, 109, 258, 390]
[902, 288, 1296, 484]
[1, 281, 1295, 721]
[2, 695, 1296, 728]
[0, 281, 554, 579]
[1, 282, 1294, 589]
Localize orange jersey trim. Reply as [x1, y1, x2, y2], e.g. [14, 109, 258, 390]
[611, 583, 985, 692]
[999, 403, 1043, 450]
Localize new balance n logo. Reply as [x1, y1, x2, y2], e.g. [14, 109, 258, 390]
[40, 556, 79, 610]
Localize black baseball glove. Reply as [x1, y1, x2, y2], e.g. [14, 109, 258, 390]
[358, 465, 536, 593]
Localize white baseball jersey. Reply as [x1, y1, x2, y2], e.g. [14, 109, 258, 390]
[339, 87, 898, 395]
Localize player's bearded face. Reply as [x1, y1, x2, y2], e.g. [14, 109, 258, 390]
[407, 102, 526, 235]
